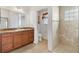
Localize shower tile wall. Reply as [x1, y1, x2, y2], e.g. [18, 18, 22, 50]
[59, 7, 79, 51]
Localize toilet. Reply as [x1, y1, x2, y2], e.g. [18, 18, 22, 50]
[38, 33, 42, 42]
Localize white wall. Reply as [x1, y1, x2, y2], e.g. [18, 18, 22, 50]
[48, 6, 59, 51]
[52, 6, 59, 49]
[48, 7, 53, 51]
[29, 9, 38, 44]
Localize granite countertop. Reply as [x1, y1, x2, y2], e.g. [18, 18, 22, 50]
[0, 27, 34, 34]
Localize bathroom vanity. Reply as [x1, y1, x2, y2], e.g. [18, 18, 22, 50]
[0, 27, 34, 53]
[0, 8, 34, 53]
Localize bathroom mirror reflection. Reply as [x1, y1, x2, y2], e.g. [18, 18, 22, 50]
[0, 17, 8, 29]
[37, 8, 48, 42]
[19, 13, 26, 27]
[0, 8, 26, 29]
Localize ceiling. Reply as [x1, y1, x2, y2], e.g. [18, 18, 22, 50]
[0, 6, 49, 13]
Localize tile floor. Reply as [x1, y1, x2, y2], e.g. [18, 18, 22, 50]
[11, 40, 49, 53]
[10, 40, 79, 53]
[53, 43, 79, 53]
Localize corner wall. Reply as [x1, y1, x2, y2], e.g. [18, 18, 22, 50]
[52, 6, 59, 49]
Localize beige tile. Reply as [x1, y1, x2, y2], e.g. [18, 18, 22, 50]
[10, 39, 79, 53]
[10, 40, 49, 53]
[53, 43, 79, 53]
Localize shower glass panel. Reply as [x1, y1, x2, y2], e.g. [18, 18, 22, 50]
[61, 7, 79, 48]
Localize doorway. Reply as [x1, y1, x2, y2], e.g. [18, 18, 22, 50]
[37, 8, 48, 49]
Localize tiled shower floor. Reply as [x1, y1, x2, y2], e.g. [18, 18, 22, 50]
[53, 43, 79, 53]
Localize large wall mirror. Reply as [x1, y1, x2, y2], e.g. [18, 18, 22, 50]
[0, 8, 26, 29]
[19, 13, 26, 27]
[0, 17, 8, 29]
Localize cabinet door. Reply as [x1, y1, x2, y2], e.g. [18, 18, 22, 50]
[2, 33, 13, 52]
[2, 43, 13, 53]
[21, 31, 28, 45]
[14, 32, 22, 48]
[28, 30, 34, 43]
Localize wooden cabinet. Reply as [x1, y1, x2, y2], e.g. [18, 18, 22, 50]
[0, 34, 2, 52]
[14, 30, 34, 49]
[0, 29, 34, 53]
[1, 33, 13, 52]
[2, 43, 13, 52]
[28, 30, 34, 43]
[21, 31, 28, 45]
[14, 32, 22, 48]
